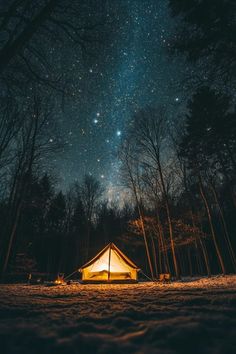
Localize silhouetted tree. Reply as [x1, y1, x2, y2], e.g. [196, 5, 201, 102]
[76, 175, 103, 261]
[0, 95, 59, 276]
[178, 87, 236, 274]
[0, 0, 109, 95]
[126, 107, 180, 278]
[168, 0, 236, 81]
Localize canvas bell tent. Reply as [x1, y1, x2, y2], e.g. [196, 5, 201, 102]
[79, 243, 139, 282]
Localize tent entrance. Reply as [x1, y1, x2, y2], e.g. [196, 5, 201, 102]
[85, 270, 132, 281]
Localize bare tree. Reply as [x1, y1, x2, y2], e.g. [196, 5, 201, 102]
[0, 0, 111, 107]
[170, 125, 212, 277]
[0, 94, 59, 276]
[119, 140, 155, 279]
[128, 107, 180, 278]
[76, 175, 103, 261]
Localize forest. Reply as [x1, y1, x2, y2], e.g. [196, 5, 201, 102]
[0, 0, 235, 282]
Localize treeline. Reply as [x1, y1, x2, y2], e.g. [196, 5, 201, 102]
[120, 86, 236, 279]
[0, 173, 140, 276]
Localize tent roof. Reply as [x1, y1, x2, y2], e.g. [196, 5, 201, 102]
[79, 243, 139, 271]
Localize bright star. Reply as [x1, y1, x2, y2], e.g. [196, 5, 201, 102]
[116, 130, 121, 137]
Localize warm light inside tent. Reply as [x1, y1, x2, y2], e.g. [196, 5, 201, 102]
[80, 243, 138, 282]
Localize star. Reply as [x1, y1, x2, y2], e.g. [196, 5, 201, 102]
[43, 1, 190, 197]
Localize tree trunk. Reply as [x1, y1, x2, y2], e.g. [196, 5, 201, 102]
[187, 247, 193, 277]
[155, 208, 170, 274]
[156, 228, 163, 275]
[137, 205, 154, 280]
[210, 182, 236, 272]
[198, 175, 226, 275]
[225, 142, 236, 172]
[124, 152, 155, 279]
[199, 238, 211, 277]
[1, 102, 39, 276]
[151, 235, 158, 279]
[217, 150, 236, 209]
[158, 160, 179, 278]
[190, 210, 211, 277]
[1, 199, 23, 276]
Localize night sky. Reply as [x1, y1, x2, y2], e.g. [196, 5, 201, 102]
[51, 0, 188, 201]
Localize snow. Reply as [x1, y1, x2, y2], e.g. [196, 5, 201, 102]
[0, 276, 236, 354]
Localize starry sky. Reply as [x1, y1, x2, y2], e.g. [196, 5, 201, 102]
[52, 0, 188, 200]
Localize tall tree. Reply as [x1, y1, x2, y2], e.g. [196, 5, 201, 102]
[119, 140, 155, 279]
[126, 107, 180, 278]
[77, 175, 103, 260]
[168, 0, 236, 82]
[0, 95, 59, 276]
[178, 87, 236, 274]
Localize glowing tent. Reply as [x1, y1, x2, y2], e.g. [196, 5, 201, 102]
[79, 243, 139, 282]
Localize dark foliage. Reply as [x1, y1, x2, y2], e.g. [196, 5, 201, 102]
[168, 0, 236, 80]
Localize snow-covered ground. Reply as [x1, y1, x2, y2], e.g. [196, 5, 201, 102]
[0, 276, 236, 354]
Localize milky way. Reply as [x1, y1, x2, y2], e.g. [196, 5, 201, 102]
[53, 0, 186, 200]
